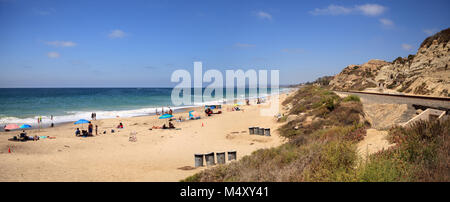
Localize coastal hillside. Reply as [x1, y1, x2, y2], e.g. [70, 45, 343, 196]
[329, 28, 450, 97]
[184, 86, 450, 182]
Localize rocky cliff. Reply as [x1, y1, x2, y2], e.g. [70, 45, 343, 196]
[329, 28, 450, 97]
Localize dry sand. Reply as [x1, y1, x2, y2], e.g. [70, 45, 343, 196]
[357, 129, 395, 161]
[0, 94, 289, 182]
[335, 91, 397, 160]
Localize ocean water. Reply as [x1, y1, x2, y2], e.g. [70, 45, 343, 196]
[0, 88, 289, 127]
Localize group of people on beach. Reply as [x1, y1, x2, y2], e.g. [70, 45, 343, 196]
[9, 130, 55, 142]
[152, 120, 175, 129]
[156, 107, 173, 116]
[75, 121, 98, 137]
[75, 121, 124, 137]
[18, 130, 39, 141]
[10, 100, 257, 141]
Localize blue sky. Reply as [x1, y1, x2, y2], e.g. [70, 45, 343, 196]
[0, 0, 449, 87]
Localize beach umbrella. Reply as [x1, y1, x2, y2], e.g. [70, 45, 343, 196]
[4, 124, 19, 130]
[74, 119, 90, 125]
[159, 114, 173, 119]
[19, 124, 32, 129]
[74, 119, 90, 129]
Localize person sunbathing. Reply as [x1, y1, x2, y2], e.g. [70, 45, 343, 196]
[19, 130, 27, 140]
[169, 121, 175, 129]
[152, 125, 162, 129]
[153, 122, 175, 129]
[205, 108, 213, 116]
[75, 128, 81, 136]
[17, 131, 39, 141]
[81, 130, 89, 136]
[117, 122, 124, 129]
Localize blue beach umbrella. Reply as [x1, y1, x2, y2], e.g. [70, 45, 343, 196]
[74, 119, 90, 124]
[19, 124, 32, 129]
[74, 119, 90, 128]
[159, 114, 173, 119]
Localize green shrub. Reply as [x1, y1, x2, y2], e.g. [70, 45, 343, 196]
[342, 95, 360, 102]
[304, 140, 358, 182]
[358, 118, 450, 182]
[356, 151, 410, 182]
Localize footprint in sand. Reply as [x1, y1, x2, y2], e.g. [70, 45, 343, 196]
[226, 134, 238, 139]
[178, 166, 196, 170]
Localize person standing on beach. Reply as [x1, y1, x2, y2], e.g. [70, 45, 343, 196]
[38, 116, 42, 129]
[88, 122, 93, 136]
[168, 107, 173, 115]
[95, 125, 98, 135]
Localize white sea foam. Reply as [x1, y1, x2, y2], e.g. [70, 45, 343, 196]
[0, 106, 191, 127]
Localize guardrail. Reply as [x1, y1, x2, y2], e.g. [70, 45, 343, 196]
[336, 90, 450, 101]
[335, 90, 450, 114]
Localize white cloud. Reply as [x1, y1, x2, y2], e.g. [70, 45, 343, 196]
[356, 4, 386, 16]
[47, 52, 60, 58]
[423, 29, 438, 36]
[44, 40, 77, 47]
[108, 29, 126, 39]
[310, 4, 386, 16]
[379, 18, 394, 27]
[309, 4, 352, 16]
[401, 44, 414, 51]
[234, 43, 256, 48]
[255, 11, 272, 20]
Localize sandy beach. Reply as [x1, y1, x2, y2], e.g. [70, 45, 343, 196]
[0, 94, 289, 182]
